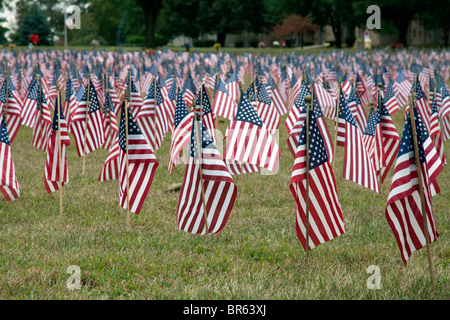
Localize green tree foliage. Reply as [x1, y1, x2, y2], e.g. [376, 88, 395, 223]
[419, 0, 450, 46]
[159, 0, 266, 46]
[17, 3, 53, 45]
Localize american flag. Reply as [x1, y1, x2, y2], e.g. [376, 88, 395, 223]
[225, 70, 239, 102]
[290, 106, 345, 251]
[410, 78, 431, 133]
[363, 107, 385, 174]
[287, 95, 334, 164]
[347, 85, 367, 132]
[21, 76, 42, 128]
[0, 76, 23, 143]
[285, 81, 310, 134]
[102, 90, 119, 151]
[195, 84, 216, 144]
[256, 81, 280, 135]
[176, 114, 237, 235]
[182, 73, 197, 107]
[212, 76, 236, 120]
[378, 97, 401, 184]
[313, 81, 336, 120]
[31, 82, 52, 152]
[266, 76, 287, 115]
[99, 136, 120, 182]
[429, 94, 446, 166]
[168, 90, 193, 175]
[0, 115, 19, 201]
[244, 81, 257, 106]
[356, 72, 370, 108]
[124, 74, 144, 119]
[385, 104, 444, 265]
[439, 83, 450, 121]
[104, 74, 121, 115]
[63, 77, 77, 133]
[393, 71, 411, 108]
[224, 92, 280, 174]
[335, 86, 349, 147]
[162, 78, 176, 133]
[137, 79, 168, 151]
[439, 84, 450, 141]
[384, 80, 400, 115]
[287, 73, 302, 111]
[70, 79, 105, 157]
[118, 103, 159, 215]
[342, 93, 380, 193]
[44, 93, 71, 193]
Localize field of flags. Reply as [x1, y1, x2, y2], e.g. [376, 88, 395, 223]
[0, 47, 448, 288]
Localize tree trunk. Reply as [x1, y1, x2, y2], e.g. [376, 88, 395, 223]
[334, 25, 342, 48]
[397, 23, 408, 47]
[217, 32, 227, 47]
[444, 27, 450, 47]
[137, 0, 162, 48]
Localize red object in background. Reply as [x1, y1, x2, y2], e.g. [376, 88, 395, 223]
[29, 34, 39, 46]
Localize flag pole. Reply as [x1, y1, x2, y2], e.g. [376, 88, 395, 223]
[4, 68, 9, 122]
[125, 70, 132, 228]
[408, 93, 435, 291]
[332, 77, 341, 173]
[82, 73, 91, 175]
[106, 73, 113, 143]
[56, 76, 63, 216]
[304, 94, 312, 259]
[153, 73, 158, 151]
[193, 99, 209, 235]
[238, 83, 244, 202]
[212, 70, 220, 129]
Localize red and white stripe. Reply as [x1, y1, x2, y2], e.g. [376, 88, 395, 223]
[99, 137, 120, 181]
[32, 100, 52, 152]
[44, 106, 71, 193]
[343, 119, 380, 193]
[119, 124, 159, 215]
[385, 133, 443, 265]
[176, 131, 237, 235]
[0, 117, 19, 201]
[290, 133, 345, 251]
[225, 121, 280, 174]
[70, 94, 105, 157]
[212, 89, 236, 120]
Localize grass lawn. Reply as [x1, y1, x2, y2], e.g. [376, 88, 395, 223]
[0, 92, 448, 300]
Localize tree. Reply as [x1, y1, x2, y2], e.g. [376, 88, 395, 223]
[272, 14, 318, 47]
[158, 0, 201, 41]
[136, 0, 163, 48]
[17, 3, 53, 45]
[198, 0, 267, 46]
[305, 0, 357, 48]
[420, 0, 450, 46]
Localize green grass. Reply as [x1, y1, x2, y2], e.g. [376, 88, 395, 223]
[0, 99, 449, 300]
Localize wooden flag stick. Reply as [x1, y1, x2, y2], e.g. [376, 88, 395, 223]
[212, 71, 220, 129]
[56, 77, 63, 216]
[106, 73, 113, 141]
[193, 100, 209, 235]
[153, 73, 158, 151]
[125, 70, 132, 228]
[82, 74, 91, 175]
[332, 77, 342, 173]
[4, 68, 9, 122]
[304, 95, 312, 259]
[408, 94, 435, 291]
